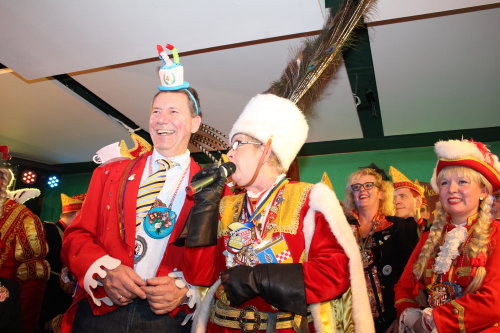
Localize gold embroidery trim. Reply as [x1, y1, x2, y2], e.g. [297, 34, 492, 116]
[395, 298, 418, 306]
[218, 183, 312, 237]
[456, 266, 472, 277]
[210, 299, 312, 331]
[278, 183, 312, 235]
[451, 300, 465, 333]
[0, 204, 24, 242]
[218, 193, 245, 237]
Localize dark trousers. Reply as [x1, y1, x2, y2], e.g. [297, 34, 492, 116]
[72, 298, 191, 333]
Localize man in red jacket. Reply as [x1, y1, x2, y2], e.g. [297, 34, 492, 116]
[61, 49, 204, 332]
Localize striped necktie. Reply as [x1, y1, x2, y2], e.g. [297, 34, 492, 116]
[136, 159, 173, 226]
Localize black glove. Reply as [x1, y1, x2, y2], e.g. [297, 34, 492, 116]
[221, 263, 308, 316]
[180, 164, 226, 247]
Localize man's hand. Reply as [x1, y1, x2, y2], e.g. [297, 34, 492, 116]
[97, 264, 147, 306]
[141, 275, 188, 315]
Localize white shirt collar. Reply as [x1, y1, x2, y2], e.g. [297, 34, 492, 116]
[151, 149, 190, 170]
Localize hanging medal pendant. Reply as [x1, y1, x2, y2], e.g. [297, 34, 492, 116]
[227, 222, 253, 254]
[134, 235, 147, 263]
[427, 281, 462, 308]
[143, 199, 177, 239]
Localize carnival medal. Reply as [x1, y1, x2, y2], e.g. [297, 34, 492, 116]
[254, 235, 293, 264]
[227, 222, 253, 253]
[427, 281, 462, 308]
[134, 235, 147, 262]
[143, 200, 177, 239]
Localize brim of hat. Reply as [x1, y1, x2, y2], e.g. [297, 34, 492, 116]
[158, 82, 190, 91]
[437, 158, 500, 191]
[394, 182, 424, 196]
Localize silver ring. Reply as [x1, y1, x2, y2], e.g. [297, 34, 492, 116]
[118, 295, 124, 302]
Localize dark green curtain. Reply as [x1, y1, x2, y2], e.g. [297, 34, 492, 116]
[40, 172, 92, 222]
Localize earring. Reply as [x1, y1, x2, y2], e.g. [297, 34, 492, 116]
[479, 197, 484, 201]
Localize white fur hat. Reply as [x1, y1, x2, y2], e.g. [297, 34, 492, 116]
[430, 139, 500, 192]
[229, 94, 308, 170]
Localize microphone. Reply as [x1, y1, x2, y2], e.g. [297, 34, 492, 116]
[186, 162, 236, 195]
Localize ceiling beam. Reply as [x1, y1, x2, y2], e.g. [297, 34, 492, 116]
[53, 74, 152, 144]
[342, 22, 384, 138]
[327, 0, 384, 138]
[299, 126, 500, 156]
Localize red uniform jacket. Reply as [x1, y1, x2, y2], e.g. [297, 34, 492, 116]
[61, 152, 200, 329]
[184, 182, 350, 309]
[394, 219, 500, 332]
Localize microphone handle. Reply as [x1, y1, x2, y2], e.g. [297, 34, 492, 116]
[185, 173, 218, 195]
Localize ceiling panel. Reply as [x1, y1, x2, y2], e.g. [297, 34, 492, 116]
[0, 72, 129, 164]
[72, 38, 362, 147]
[0, 0, 324, 80]
[371, 7, 500, 136]
[1, 2, 498, 167]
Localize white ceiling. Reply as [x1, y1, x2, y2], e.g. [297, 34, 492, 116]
[0, 0, 499, 165]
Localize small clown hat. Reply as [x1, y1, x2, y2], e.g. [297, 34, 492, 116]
[430, 139, 500, 192]
[157, 44, 190, 91]
[389, 166, 424, 196]
[61, 193, 86, 214]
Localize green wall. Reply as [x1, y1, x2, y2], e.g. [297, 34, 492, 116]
[40, 172, 92, 222]
[298, 141, 500, 201]
[39, 141, 500, 219]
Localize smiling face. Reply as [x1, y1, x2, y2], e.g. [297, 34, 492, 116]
[394, 187, 421, 219]
[149, 91, 201, 157]
[438, 168, 487, 223]
[351, 174, 383, 212]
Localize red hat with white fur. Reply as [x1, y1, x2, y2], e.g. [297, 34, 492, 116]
[430, 139, 500, 192]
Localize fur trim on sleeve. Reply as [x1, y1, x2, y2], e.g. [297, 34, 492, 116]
[304, 183, 374, 333]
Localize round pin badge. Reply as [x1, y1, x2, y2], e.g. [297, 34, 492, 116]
[134, 235, 147, 263]
[143, 206, 177, 239]
[382, 264, 393, 276]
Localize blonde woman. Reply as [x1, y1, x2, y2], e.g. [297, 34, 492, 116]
[344, 165, 419, 332]
[395, 139, 500, 332]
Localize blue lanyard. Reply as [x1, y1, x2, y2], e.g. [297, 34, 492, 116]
[241, 177, 287, 228]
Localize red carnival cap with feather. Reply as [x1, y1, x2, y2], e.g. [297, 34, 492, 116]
[430, 139, 500, 192]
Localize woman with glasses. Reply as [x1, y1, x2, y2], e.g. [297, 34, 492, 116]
[395, 139, 500, 332]
[344, 165, 419, 332]
[182, 94, 373, 332]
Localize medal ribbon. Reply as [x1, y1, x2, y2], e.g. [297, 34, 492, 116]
[243, 177, 288, 242]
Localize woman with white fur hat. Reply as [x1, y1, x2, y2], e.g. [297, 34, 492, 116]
[182, 94, 374, 332]
[394, 139, 500, 332]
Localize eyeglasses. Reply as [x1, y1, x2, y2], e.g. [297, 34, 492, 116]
[350, 182, 377, 192]
[230, 140, 262, 151]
